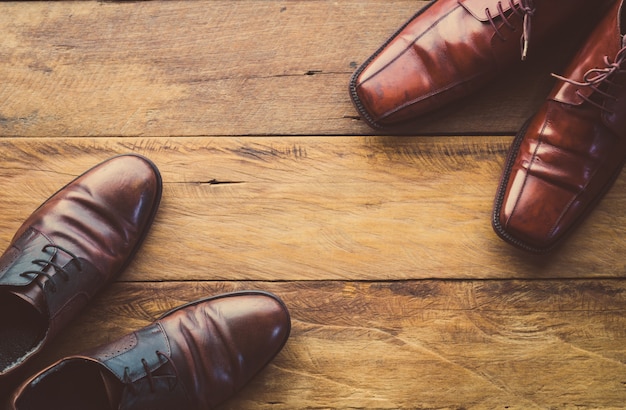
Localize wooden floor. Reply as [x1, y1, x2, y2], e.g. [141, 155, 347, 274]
[1, 1, 626, 408]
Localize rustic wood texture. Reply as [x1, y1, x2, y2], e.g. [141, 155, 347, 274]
[0, 0, 581, 137]
[0, 1, 625, 409]
[36, 281, 626, 409]
[0, 137, 625, 282]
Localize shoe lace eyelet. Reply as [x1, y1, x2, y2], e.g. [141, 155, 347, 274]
[19, 245, 82, 293]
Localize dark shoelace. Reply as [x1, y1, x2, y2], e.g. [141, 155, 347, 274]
[123, 351, 179, 394]
[19, 244, 82, 292]
[485, 0, 536, 60]
[552, 46, 626, 115]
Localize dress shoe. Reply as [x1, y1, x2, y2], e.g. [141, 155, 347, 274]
[9, 291, 291, 410]
[0, 154, 162, 381]
[349, 0, 608, 129]
[493, 0, 626, 252]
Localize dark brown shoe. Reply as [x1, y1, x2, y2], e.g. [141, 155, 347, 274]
[493, 0, 626, 252]
[9, 291, 291, 410]
[349, 0, 608, 129]
[0, 154, 162, 381]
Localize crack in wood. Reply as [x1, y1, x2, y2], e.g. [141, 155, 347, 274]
[199, 179, 245, 185]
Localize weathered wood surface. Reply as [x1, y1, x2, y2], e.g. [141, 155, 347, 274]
[0, 0, 577, 137]
[0, 137, 625, 282]
[1, 1, 626, 409]
[32, 280, 626, 409]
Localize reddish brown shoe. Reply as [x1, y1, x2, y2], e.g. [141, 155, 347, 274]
[349, 0, 608, 129]
[493, 0, 626, 252]
[9, 291, 291, 410]
[0, 154, 162, 381]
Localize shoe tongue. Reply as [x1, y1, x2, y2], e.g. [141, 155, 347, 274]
[99, 368, 124, 409]
[8, 284, 48, 317]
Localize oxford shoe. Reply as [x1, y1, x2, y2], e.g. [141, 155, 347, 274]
[493, 0, 626, 252]
[9, 291, 291, 410]
[349, 0, 609, 129]
[0, 154, 162, 382]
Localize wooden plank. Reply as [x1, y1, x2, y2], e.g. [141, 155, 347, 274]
[0, 136, 624, 281]
[0, 0, 578, 137]
[1, 2, 623, 409]
[24, 280, 626, 409]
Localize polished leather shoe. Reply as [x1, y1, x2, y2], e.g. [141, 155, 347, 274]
[349, 0, 607, 129]
[0, 154, 162, 381]
[493, 0, 626, 252]
[9, 291, 291, 410]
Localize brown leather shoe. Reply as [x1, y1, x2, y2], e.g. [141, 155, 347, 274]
[9, 291, 291, 410]
[493, 0, 626, 252]
[349, 0, 608, 129]
[0, 154, 162, 381]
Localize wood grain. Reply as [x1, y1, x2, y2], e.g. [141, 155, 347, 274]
[1, 1, 625, 409]
[0, 137, 624, 282]
[0, 0, 578, 137]
[29, 280, 626, 409]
